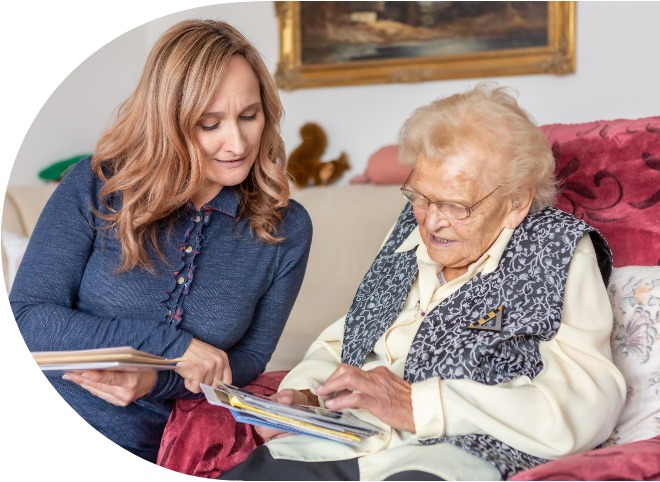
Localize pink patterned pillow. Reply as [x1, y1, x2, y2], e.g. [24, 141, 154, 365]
[541, 117, 660, 267]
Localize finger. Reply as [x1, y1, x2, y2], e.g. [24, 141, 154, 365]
[62, 370, 112, 385]
[318, 368, 370, 397]
[212, 363, 232, 387]
[255, 425, 288, 441]
[317, 389, 352, 402]
[184, 378, 202, 394]
[324, 390, 371, 412]
[77, 382, 128, 406]
[223, 364, 232, 385]
[62, 372, 118, 391]
[271, 390, 296, 405]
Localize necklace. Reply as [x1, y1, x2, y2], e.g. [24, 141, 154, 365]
[415, 300, 427, 317]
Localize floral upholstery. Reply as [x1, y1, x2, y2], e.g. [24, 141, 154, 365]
[603, 265, 660, 446]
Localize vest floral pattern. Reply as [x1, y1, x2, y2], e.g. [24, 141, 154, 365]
[341, 205, 612, 478]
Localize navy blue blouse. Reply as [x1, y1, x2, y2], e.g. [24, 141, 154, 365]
[10, 157, 312, 461]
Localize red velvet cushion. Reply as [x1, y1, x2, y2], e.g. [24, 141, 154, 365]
[509, 435, 660, 481]
[541, 117, 660, 267]
[157, 371, 287, 478]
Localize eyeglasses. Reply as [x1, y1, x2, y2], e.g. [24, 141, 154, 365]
[400, 170, 501, 221]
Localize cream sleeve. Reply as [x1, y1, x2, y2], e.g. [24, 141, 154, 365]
[411, 235, 626, 459]
[277, 316, 345, 394]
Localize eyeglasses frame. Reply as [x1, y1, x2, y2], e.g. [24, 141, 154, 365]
[400, 169, 502, 220]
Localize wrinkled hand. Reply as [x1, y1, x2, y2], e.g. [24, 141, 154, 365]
[175, 338, 232, 393]
[255, 389, 318, 442]
[62, 369, 157, 406]
[315, 363, 415, 433]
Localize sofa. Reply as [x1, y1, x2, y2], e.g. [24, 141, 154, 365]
[3, 115, 660, 480]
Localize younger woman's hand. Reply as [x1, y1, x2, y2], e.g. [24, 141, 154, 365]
[175, 338, 232, 393]
[62, 369, 157, 406]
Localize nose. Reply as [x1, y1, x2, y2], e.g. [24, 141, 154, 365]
[424, 203, 451, 230]
[224, 122, 247, 156]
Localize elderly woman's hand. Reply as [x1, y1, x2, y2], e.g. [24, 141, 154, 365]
[175, 338, 232, 393]
[255, 389, 319, 442]
[315, 363, 415, 433]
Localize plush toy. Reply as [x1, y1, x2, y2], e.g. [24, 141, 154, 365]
[287, 123, 350, 188]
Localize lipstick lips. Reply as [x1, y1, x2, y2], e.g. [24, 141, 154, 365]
[215, 156, 247, 167]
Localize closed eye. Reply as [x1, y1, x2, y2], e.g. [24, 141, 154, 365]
[199, 122, 220, 131]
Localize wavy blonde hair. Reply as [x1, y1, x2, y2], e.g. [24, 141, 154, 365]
[398, 83, 558, 212]
[92, 19, 289, 272]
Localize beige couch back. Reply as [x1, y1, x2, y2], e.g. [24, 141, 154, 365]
[268, 185, 405, 370]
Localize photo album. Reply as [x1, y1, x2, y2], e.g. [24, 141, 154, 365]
[32, 346, 182, 376]
[201, 382, 384, 445]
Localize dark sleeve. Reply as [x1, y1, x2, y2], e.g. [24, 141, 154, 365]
[226, 200, 313, 387]
[9, 159, 193, 359]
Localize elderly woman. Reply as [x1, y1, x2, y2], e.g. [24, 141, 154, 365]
[220, 84, 626, 481]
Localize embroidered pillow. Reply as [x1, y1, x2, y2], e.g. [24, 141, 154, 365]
[511, 266, 660, 480]
[541, 117, 660, 267]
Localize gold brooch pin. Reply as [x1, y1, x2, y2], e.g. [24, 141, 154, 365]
[468, 305, 503, 332]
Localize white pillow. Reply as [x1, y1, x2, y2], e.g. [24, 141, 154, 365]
[2, 230, 29, 291]
[604, 265, 660, 446]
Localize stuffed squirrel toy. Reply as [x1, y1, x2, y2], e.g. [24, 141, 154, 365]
[287, 122, 350, 188]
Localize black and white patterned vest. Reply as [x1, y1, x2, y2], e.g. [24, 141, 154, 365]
[341, 204, 612, 478]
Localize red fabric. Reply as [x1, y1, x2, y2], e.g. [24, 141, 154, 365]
[509, 435, 660, 481]
[156, 370, 287, 478]
[541, 116, 660, 267]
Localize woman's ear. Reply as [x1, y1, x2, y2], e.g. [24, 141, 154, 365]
[504, 188, 534, 229]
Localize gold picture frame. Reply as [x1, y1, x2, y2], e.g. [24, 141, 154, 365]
[275, 1, 575, 90]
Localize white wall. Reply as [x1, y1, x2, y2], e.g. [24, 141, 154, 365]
[5, 1, 660, 187]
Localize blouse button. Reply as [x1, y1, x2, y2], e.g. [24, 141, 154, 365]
[184, 246, 193, 254]
[176, 276, 185, 285]
[166, 310, 172, 318]
[194, 215, 201, 223]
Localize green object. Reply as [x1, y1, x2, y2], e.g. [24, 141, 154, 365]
[38, 154, 92, 181]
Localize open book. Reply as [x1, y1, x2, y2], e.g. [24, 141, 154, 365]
[32, 346, 183, 375]
[201, 382, 384, 445]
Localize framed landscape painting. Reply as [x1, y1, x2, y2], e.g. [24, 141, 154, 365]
[275, 1, 575, 90]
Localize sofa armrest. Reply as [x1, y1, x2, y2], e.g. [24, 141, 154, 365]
[2, 183, 58, 290]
